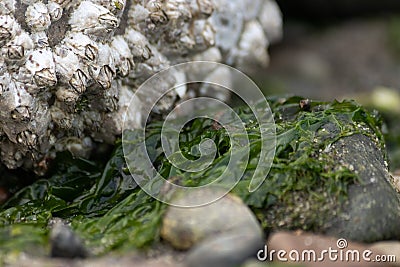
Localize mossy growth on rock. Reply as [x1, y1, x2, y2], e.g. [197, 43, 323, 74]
[0, 96, 398, 261]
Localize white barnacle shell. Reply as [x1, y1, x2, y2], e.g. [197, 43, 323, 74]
[210, 0, 244, 51]
[25, 2, 51, 32]
[110, 35, 135, 77]
[146, 0, 169, 26]
[0, 15, 20, 47]
[17, 130, 37, 148]
[53, 45, 89, 94]
[55, 86, 80, 103]
[191, 19, 215, 50]
[163, 0, 192, 21]
[229, 20, 269, 69]
[47, 1, 63, 22]
[2, 31, 34, 60]
[258, 0, 283, 43]
[0, 80, 33, 135]
[50, 105, 73, 129]
[69, 1, 118, 37]
[63, 32, 99, 62]
[124, 29, 152, 61]
[54, 45, 81, 84]
[89, 43, 115, 89]
[69, 69, 89, 94]
[0, 71, 12, 97]
[25, 48, 57, 87]
[0, 0, 16, 15]
[91, 0, 126, 15]
[31, 31, 49, 48]
[189, 0, 214, 18]
[0, 0, 283, 174]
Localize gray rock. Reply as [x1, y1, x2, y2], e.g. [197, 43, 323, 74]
[327, 134, 400, 242]
[161, 187, 264, 266]
[185, 232, 264, 267]
[50, 222, 88, 258]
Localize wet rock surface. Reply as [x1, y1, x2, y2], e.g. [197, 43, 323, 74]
[327, 134, 400, 242]
[50, 221, 88, 258]
[161, 187, 264, 266]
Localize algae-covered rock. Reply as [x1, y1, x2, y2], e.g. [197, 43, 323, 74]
[327, 134, 400, 242]
[244, 97, 400, 242]
[1, 96, 399, 264]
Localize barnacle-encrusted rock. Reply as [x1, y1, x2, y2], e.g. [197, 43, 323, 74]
[0, 0, 282, 174]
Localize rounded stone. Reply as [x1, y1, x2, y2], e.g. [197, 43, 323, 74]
[160, 187, 263, 250]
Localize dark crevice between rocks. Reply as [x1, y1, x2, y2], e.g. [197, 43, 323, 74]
[114, 0, 132, 36]
[47, 9, 71, 47]
[14, 0, 29, 34]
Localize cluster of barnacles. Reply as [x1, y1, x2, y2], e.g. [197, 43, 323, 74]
[0, 0, 282, 174]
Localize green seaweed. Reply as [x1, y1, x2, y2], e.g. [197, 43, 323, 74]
[0, 97, 384, 260]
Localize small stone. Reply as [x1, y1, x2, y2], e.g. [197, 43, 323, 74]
[161, 187, 264, 266]
[185, 231, 264, 267]
[161, 187, 263, 250]
[50, 221, 88, 258]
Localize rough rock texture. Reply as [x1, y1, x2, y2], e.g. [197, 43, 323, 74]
[327, 134, 400, 242]
[0, 0, 282, 174]
[161, 187, 264, 267]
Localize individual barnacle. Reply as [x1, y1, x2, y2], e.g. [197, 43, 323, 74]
[189, 0, 214, 18]
[146, 0, 169, 26]
[11, 106, 31, 122]
[47, 1, 63, 22]
[110, 36, 135, 77]
[163, 0, 192, 21]
[69, 69, 89, 94]
[88, 44, 115, 90]
[0, 1, 16, 15]
[0, 15, 20, 46]
[228, 21, 270, 68]
[53, 45, 81, 85]
[25, 2, 51, 32]
[17, 130, 37, 148]
[0, 0, 282, 174]
[92, 0, 126, 15]
[63, 32, 99, 62]
[191, 19, 215, 50]
[2, 31, 33, 60]
[25, 48, 57, 87]
[31, 31, 49, 48]
[50, 106, 73, 130]
[69, 1, 119, 38]
[55, 86, 80, 104]
[124, 29, 152, 61]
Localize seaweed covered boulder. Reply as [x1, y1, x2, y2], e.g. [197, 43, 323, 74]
[131, 96, 400, 242]
[238, 97, 400, 241]
[0, 97, 399, 265]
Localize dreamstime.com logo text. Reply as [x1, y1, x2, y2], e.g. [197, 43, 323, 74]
[257, 238, 397, 263]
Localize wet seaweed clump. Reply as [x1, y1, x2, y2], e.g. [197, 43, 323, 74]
[0, 96, 394, 263]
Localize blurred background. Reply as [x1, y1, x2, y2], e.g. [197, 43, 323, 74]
[255, 0, 400, 170]
[257, 0, 400, 100]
